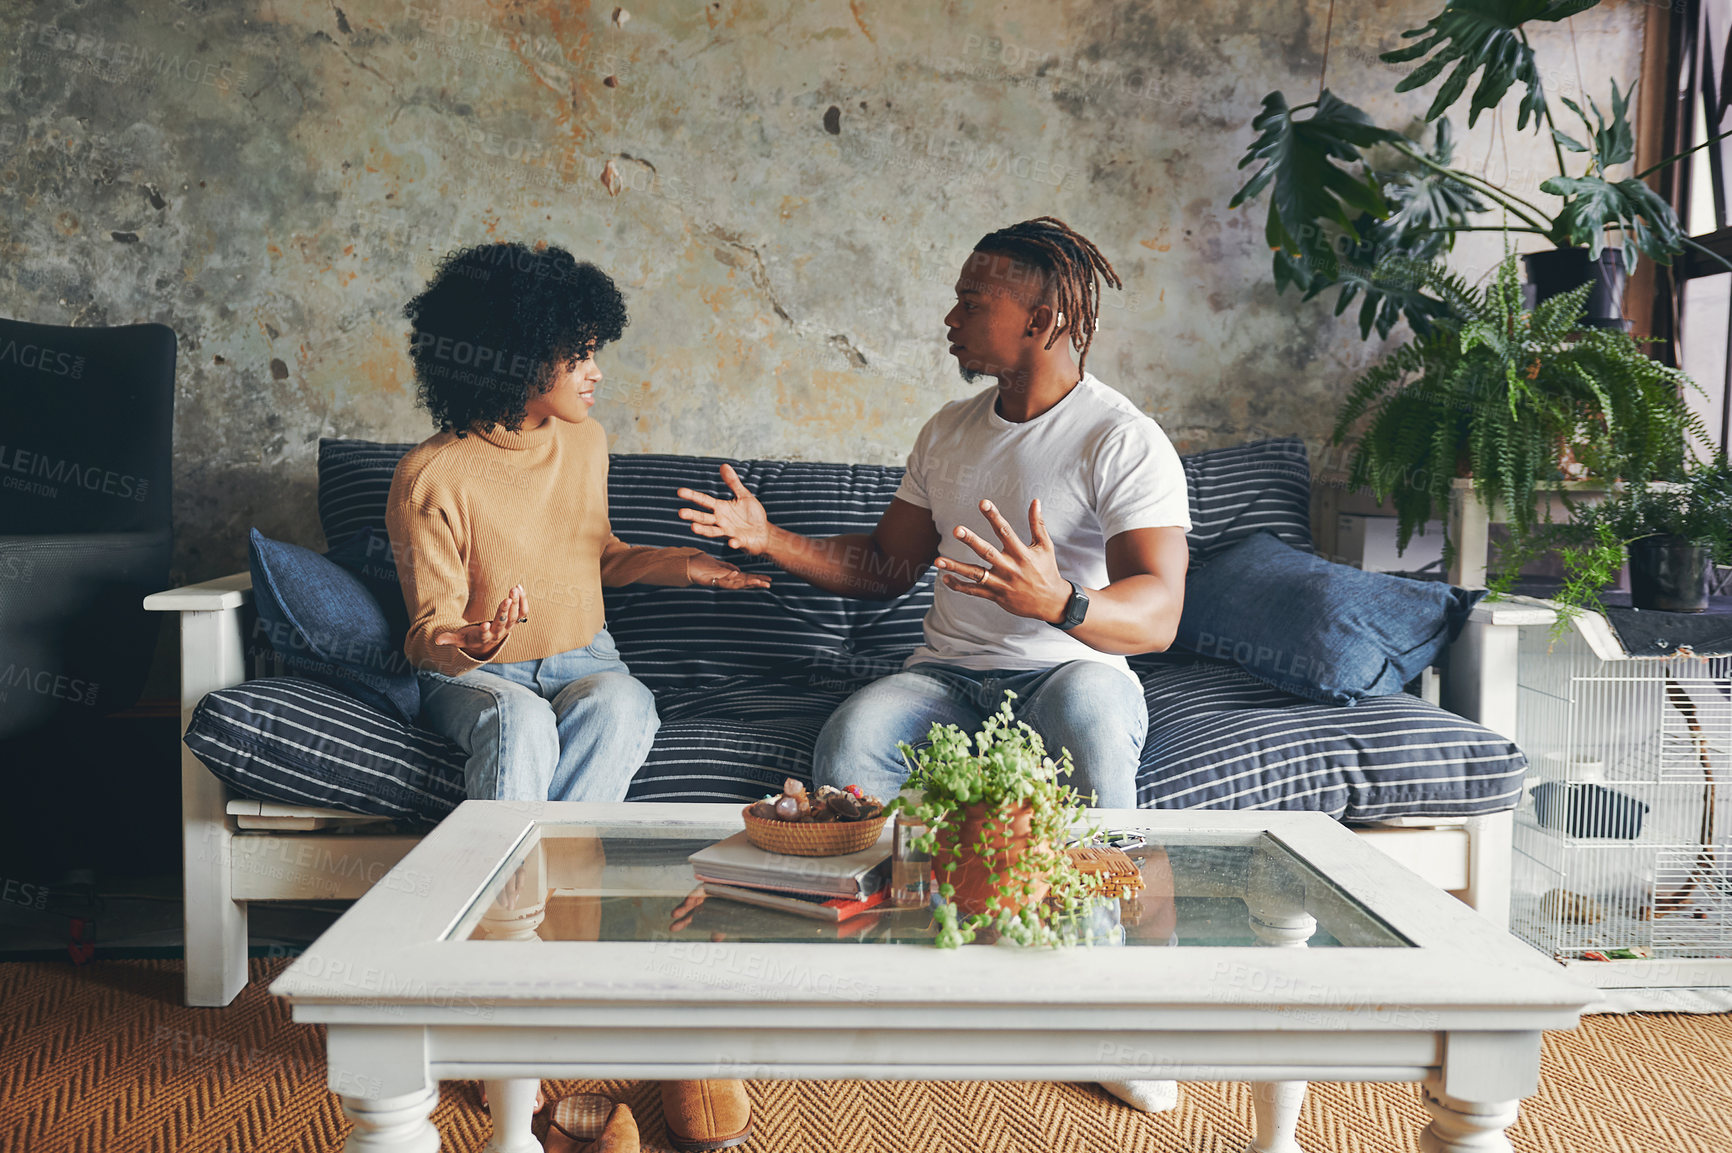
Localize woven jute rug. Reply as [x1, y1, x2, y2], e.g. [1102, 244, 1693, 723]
[1, 958, 1729, 1153]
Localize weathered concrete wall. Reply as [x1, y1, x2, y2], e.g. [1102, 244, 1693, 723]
[0, 0, 1646, 581]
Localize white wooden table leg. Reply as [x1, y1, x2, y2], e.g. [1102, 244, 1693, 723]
[339, 1087, 440, 1153]
[482, 1079, 542, 1153]
[1419, 1082, 1520, 1153]
[1244, 845, 1314, 1153]
[1247, 1080, 1307, 1153]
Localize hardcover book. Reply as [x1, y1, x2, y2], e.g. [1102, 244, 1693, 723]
[687, 828, 892, 898]
[699, 882, 889, 923]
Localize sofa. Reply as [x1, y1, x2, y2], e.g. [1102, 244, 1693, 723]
[147, 435, 1532, 1006]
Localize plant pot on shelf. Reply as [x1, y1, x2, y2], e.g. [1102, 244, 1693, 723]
[930, 800, 1048, 918]
[1522, 247, 1629, 331]
[1627, 535, 1712, 613]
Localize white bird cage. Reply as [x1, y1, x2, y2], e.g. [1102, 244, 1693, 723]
[1508, 605, 1732, 985]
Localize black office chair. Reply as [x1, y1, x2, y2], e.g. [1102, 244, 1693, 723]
[0, 317, 176, 739]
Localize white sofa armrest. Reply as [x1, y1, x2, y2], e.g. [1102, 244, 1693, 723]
[143, 570, 253, 613]
[144, 569, 255, 1006]
[144, 571, 253, 706]
[1442, 597, 1556, 742]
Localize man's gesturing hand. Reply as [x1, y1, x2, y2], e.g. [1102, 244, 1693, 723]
[935, 499, 1072, 624]
[677, 464, 771, 555]
[433, 583, 527, 659]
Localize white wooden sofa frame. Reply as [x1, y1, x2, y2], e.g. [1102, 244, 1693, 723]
[147, 575, 1539, 1007]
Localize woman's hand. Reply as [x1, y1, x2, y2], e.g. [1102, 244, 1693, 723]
[432, 584, 528, 660]
[677, 464, 772, 554]
[688, 553, 772, 591]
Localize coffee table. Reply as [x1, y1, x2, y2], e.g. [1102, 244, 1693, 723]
[271, 801, 1594, 1153]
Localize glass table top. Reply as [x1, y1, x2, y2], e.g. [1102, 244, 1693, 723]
[450, 821, 1410, 949]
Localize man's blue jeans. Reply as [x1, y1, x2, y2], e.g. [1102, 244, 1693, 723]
[813, 660, 1148, 809]
[416, 628, 657, 802]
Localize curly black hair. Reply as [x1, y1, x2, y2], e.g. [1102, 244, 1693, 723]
[402, 241, 628, 434]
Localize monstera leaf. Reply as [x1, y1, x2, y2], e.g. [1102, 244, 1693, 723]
[1542, 175, 1682, 267]
[1249, 118, 1484, 339]
[1328, 244, 1458, 340]
[1554, 81, 1634, 167]
[1231, 90, 1404, 301]
[1230, 90, 1402, 258]
[1376, 119, 1488, 262]
[1381, 0, 1602, 130]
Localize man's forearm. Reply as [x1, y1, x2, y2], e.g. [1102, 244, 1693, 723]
[1050, 574, 1181, 656]
[762, 527, 923, 600]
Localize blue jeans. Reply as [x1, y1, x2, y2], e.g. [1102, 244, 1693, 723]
[813, 660, 1148, 809]
[416, 628, 658, 802]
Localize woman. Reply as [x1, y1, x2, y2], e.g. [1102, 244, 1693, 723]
[388, 241, 758, 1152]
[389, 240, 766, 803]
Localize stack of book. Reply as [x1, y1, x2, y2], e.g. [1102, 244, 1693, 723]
[687, 827, 893, 922]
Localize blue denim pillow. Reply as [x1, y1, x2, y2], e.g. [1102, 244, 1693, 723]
[247, 528, 420, 722]
[1174, 531, 1483, 705]
[323, 526, 410, 651]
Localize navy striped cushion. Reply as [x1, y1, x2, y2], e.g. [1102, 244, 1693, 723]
[1180, 436, 1314, 563]
[624, 675, 856, 803]
[1136, 661, 1527, 819]
[184, 677, 466, 824]
[317, 438, 417, 544]
[183, 665, 1523, 819]
[318, 434, 1313, 564]
[601, 455, 936, 690]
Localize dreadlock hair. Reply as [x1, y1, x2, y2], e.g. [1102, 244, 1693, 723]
[971, 216, 1122, 374]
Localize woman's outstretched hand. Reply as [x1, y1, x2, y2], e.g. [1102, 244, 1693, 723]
[432, 583, 527, 659]
[688, 553, 772, 590]
[677, 464, 772, 554]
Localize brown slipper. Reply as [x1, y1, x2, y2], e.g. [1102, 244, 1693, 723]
[661, 1080, 753, 1151]
[549, 1093, 620, 1143]
[594, 1102, 640, 1153]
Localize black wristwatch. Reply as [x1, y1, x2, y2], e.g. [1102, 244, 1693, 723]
[1053, 580, 1090, 631]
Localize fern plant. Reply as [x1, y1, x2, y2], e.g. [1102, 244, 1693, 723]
[1330, 252, 1705, 560]
[1489, 454, 1732, 631]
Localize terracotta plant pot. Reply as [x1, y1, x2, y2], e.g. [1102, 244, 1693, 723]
[930, 800, 1048, 918]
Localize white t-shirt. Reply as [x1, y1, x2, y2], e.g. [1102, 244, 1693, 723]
[894, 373, 1192, 678]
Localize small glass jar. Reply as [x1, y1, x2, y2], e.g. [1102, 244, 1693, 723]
[889, 789, 932, 909]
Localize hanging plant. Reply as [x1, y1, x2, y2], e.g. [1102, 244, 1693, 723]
[1229, 0, 1732, 340]
[1328, 251, 1706, 559]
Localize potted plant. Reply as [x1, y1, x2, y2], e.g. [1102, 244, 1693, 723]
[1495, 455, 1732, 618]
[1229, 1, 1732, 340]
[889, 694, 1101, 949]
[1327, 251, 1703, 558]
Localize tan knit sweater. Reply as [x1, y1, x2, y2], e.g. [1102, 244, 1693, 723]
[385, 417, 701, 678]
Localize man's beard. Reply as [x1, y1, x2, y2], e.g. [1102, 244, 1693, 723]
[959, 366, 984, 384]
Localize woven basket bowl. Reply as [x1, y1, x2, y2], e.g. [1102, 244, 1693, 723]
[740, 808, 888, 857]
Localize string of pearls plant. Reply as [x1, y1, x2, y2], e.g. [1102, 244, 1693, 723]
[889, 693, 1103, 949]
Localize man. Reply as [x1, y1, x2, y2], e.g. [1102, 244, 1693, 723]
[677, 217, 1190, 808]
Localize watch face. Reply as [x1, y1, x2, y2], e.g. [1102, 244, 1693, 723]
[1062, 586, 1089, 629]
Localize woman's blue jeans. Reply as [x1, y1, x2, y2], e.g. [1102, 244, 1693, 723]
[416, 628, 658, 802]
[812, 660, 1148, 809]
